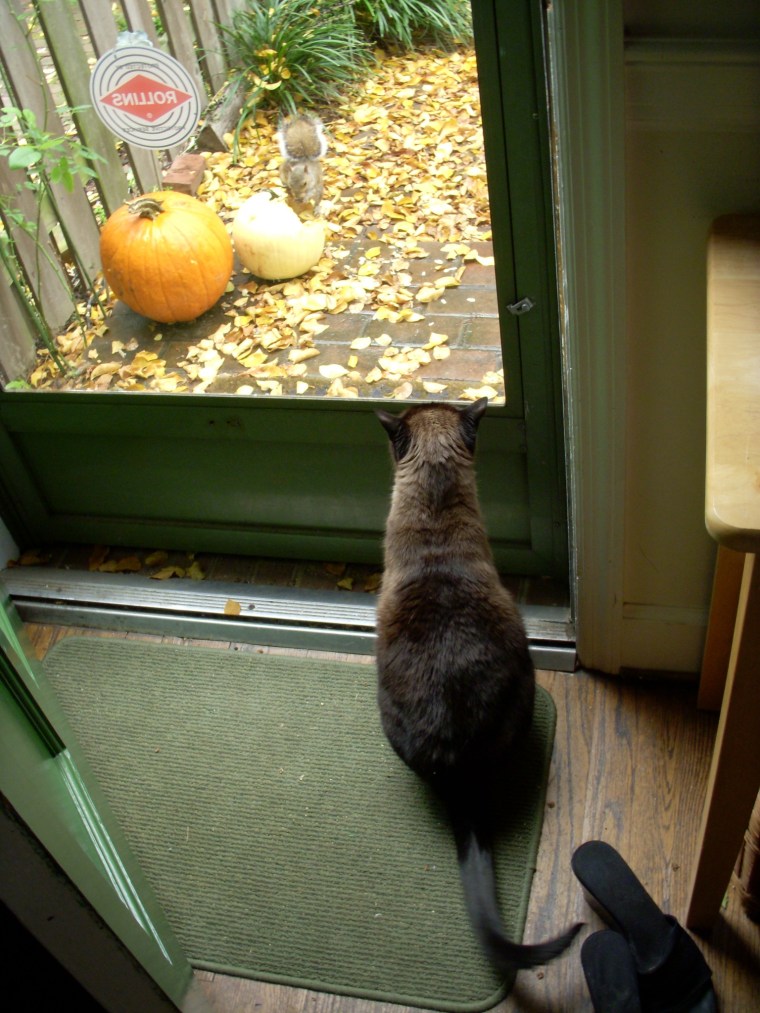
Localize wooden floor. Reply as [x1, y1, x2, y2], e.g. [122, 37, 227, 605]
[26, 623, 760, 1013]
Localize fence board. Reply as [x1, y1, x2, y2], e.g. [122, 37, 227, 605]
[0, 275, 37, 384]
[187, 0, 228, 93]
[79, 0, 163, 192]
[0, 160, 75, 335]
[0, 0, 242, 379]
[154, 0, 208, 100]
[1, 2, 100, 278]
[36, 1, 129, 216]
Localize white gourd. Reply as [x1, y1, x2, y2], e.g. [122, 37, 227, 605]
[232, 192, 325, 280]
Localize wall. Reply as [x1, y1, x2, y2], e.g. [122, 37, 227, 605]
[620, 2, 760, 670]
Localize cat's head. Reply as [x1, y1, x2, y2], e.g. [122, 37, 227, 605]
[376, 398, 488, 463]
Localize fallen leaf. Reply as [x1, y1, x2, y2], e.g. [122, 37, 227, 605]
[88, 545, 109, 570]
[461, 385, 499, 400]
[324, 562, 346, 576]
[151, 565, 187, 580]
[145, 550, 169, 567]
[98, 556, 142, 573]
[224, 599, 242, 615]
[319, 364, 348, 379]
[17, 549, 51, 566]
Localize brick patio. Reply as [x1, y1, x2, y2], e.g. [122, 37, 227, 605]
[85, 232, 505, 402]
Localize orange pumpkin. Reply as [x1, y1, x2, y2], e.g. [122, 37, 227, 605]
[99, 191, 233, 324]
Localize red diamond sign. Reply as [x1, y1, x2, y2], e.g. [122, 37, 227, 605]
[100, 73, 193, 122]
[90, 44, 201, 150]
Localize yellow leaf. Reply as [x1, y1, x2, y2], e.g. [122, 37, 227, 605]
[99, 556, 142, 573]
[289, 347, 320, 363]
[319, 364, 348, 379]
[88, 545, 109, 570]
[416, 284, 444, 304]
[145, 550, 169, 567]
[364, 247, 383, 259]
[151, 565, 186, 580]
[296, 381, 310, 394]
[423, 332, 449, 349]
[422, 381, 448, 394]
[224, 599, 242, 615]
[462, 385, 499, 401]
[336, 576, 354, 590]
[350, 336, 372, 350]
[187, 561, 205, 581]
[392, 381, 414, 399]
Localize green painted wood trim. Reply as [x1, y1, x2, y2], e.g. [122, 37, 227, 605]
[0, 586, 194, 1005]
[0, 393, 558, 572]
[475, 0, 569, 574]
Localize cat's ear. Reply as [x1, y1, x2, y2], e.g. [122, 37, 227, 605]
[376, 408, 402, 437]
[376, 409, 411, 461]
[459, 397, 488, 452]
[463, 397, 488, 426]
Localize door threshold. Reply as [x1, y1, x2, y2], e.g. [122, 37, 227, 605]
[2, 567, 577, 672]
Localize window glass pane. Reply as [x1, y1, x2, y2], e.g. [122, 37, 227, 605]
[1, 3, 504, 406]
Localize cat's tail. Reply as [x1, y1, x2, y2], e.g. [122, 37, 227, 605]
[454, 820, 582, 972]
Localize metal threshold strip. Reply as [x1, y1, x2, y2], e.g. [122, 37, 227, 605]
[2, 567, 577, 672]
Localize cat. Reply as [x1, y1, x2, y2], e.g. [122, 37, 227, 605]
[375, 397, 581, 972]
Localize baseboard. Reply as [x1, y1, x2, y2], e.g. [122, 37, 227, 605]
[618, 603, 707, 674]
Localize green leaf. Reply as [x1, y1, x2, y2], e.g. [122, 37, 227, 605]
[50, 157, 74, 191]
[8, 146, 42, 170]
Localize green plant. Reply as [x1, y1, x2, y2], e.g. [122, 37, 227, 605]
[353, 0, 472, 50]
[0, 105, 107, 372]
[221, 0, 370, 151]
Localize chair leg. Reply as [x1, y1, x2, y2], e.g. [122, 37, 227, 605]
[698, 545, 745, 711]
[686, 552, 760, 930]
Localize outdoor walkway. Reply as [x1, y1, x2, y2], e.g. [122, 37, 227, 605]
[83, 231, 504, 402]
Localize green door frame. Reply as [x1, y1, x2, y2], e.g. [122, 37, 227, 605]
[0, 0, 567, 579]
[0, 582, 203, 1011]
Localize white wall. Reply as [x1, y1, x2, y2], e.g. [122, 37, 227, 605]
[619, 7, 760, 670]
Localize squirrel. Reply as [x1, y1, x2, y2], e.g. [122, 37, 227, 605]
[276, 113, 326, 211]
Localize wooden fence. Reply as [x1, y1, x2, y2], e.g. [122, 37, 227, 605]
[0, 0, 245, 384]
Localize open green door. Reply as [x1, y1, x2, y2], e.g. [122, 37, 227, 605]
[0, 0, 566, 579]
[0, 579, 205, 1012]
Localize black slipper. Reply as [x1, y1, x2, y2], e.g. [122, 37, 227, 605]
[582, 930, 643, 1012]
[572, 841, 717, 1013]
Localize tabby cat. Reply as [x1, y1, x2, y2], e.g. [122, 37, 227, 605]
[375, 398, 580, 972]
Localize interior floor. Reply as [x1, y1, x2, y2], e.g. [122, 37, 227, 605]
[24, 622, 760, 1012]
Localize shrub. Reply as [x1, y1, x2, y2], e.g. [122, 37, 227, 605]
[221, 0, 370, 145]
[353, 0, 473, 51]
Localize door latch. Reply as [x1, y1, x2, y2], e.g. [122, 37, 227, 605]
[506, 296, 535, 316]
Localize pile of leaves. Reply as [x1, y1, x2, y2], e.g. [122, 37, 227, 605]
[27, 47, 503, 403]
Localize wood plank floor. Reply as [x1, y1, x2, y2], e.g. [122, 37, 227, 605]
[26, 624, 760, 1012]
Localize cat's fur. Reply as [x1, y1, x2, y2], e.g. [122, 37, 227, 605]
[375, 398, 580, 972]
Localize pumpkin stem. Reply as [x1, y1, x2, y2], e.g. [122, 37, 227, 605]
[127, 196, 165, 219]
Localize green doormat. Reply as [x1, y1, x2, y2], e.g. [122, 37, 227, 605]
[43, 637, 557, 1013]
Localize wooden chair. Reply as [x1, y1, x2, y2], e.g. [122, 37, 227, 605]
[687, 215, 760, 931]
